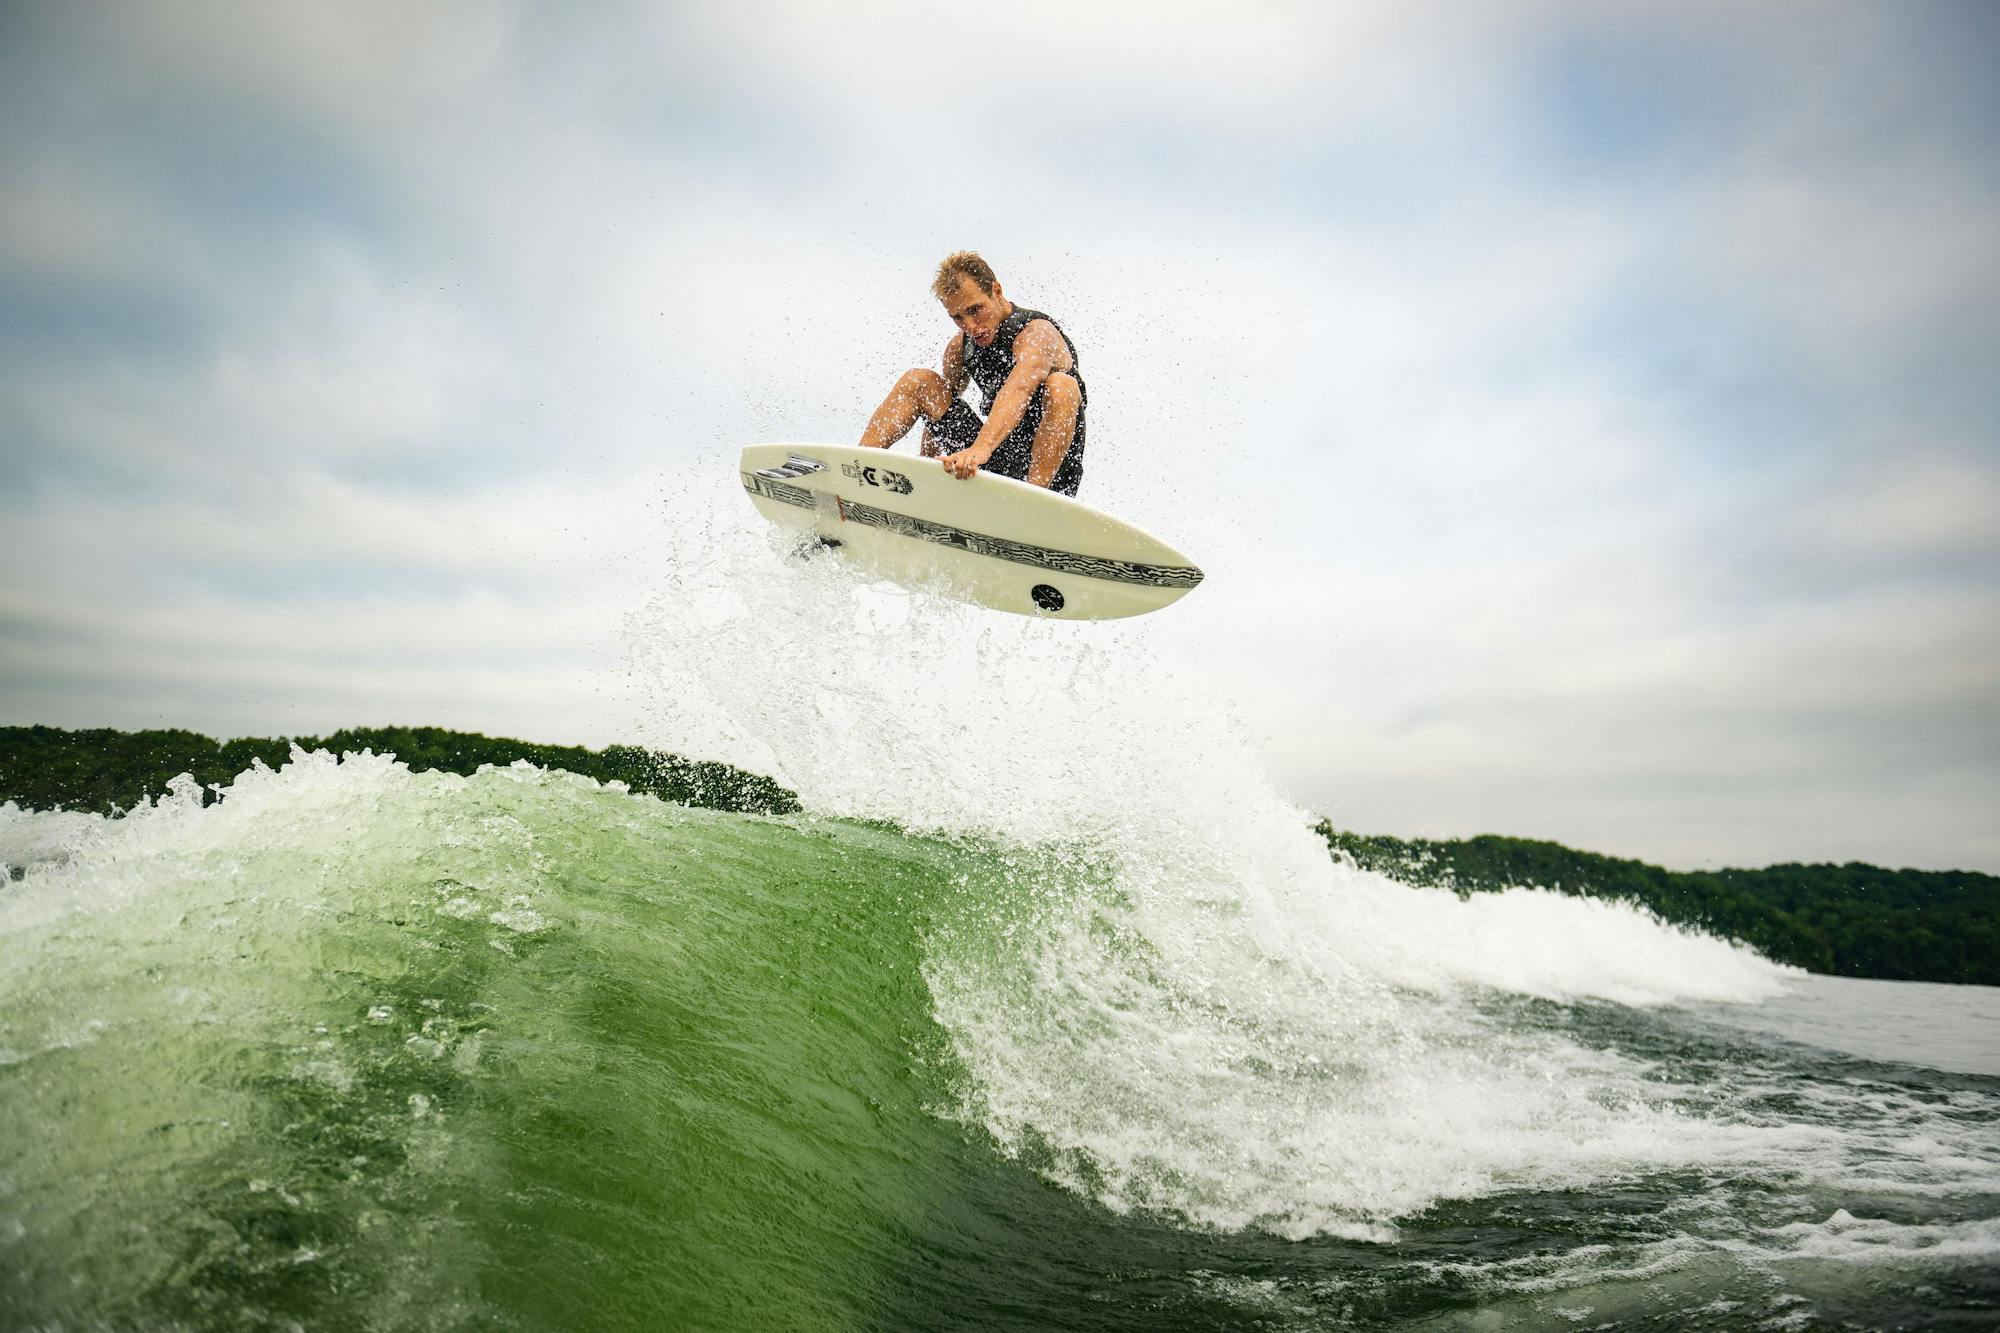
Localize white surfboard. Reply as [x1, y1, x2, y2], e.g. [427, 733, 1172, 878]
[739, 443, 1204, 620]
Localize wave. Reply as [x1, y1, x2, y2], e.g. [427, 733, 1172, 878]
[620, 484, 1799, 1239]
[6, 486, 1991, 1329]
[1, 746, 1990, 1328]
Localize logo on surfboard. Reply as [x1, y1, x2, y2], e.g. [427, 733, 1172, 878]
[841, 462, 913, 494]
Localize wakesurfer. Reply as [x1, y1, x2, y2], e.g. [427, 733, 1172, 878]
[857, 252, 1087, 495]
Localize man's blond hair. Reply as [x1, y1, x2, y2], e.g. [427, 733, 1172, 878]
[932, 251, 998, 300]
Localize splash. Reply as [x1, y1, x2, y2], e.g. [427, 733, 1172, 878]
[626, 480, 1793, 1238]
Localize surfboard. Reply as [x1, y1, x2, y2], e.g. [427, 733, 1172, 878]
[739, 443, 1204, 620]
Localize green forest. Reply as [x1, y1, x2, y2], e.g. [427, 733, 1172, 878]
[1319, 824, 1998, 986]
[0, 724, 799, 820]
[3, 725, 1991, 985]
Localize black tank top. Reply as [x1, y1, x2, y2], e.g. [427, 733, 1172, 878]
[962, 306, 1087, 416]
[958, 304, 1088, 495]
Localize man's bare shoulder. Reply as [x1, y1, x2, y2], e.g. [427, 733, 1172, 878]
[1015, 317, 1070, 369]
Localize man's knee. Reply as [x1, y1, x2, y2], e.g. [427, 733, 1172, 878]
[898, 368, 948, 414]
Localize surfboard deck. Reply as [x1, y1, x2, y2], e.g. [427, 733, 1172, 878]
[739, 443, 1204, 620]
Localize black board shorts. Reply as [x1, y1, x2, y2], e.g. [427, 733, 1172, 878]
[928, 388, 1086, 497]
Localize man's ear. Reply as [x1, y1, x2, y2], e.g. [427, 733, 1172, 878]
[989, 281, 1004, 303]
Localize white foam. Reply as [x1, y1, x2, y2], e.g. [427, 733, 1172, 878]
[0, 750, 588, 940]
[629, 484, 1786, 999]
[0, 751, 401, 934]
[1427, 1210, 2000, 1304]
[1745, 1210, 2000, 1264]
[0, 800, 109, 873]
[625, 483, 1818, 1236]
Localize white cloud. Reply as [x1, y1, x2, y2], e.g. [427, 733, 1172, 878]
[4, 0, 1998, 871]
[1780, 442, 2000, 571]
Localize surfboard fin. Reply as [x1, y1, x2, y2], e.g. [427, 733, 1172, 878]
[785, 533, 844, 562]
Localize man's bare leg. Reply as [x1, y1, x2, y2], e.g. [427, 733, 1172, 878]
[859, 369, 951, 450]
[1024, 373, 1081, 489]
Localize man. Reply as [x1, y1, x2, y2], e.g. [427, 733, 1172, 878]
[857, 252, 1087, 496]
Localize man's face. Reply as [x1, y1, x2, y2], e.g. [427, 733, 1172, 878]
[940, 278, 1006, 347]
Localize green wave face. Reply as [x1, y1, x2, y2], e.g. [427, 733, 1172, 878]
[0, 755, 982, 1331]
[5, 752, 2000, 1331]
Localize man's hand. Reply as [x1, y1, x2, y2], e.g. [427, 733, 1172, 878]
[940, 446, 991, 479]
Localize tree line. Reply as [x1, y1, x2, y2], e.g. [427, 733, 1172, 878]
[1318, 823, 1998, 986]
[0, 724, 800, 820]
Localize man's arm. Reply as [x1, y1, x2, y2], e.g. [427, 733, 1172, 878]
[939, 321, 1070, 478]
[945, 333, 970, 398]
[922, 334, 970, 457]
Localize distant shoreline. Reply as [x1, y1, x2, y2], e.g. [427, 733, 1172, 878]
[0, 723, 801, 820]
[1319, 824, 1996, 987]
[3, 724, 1992, 986]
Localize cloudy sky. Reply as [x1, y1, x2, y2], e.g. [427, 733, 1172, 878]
[3, 1, 1996, 871]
